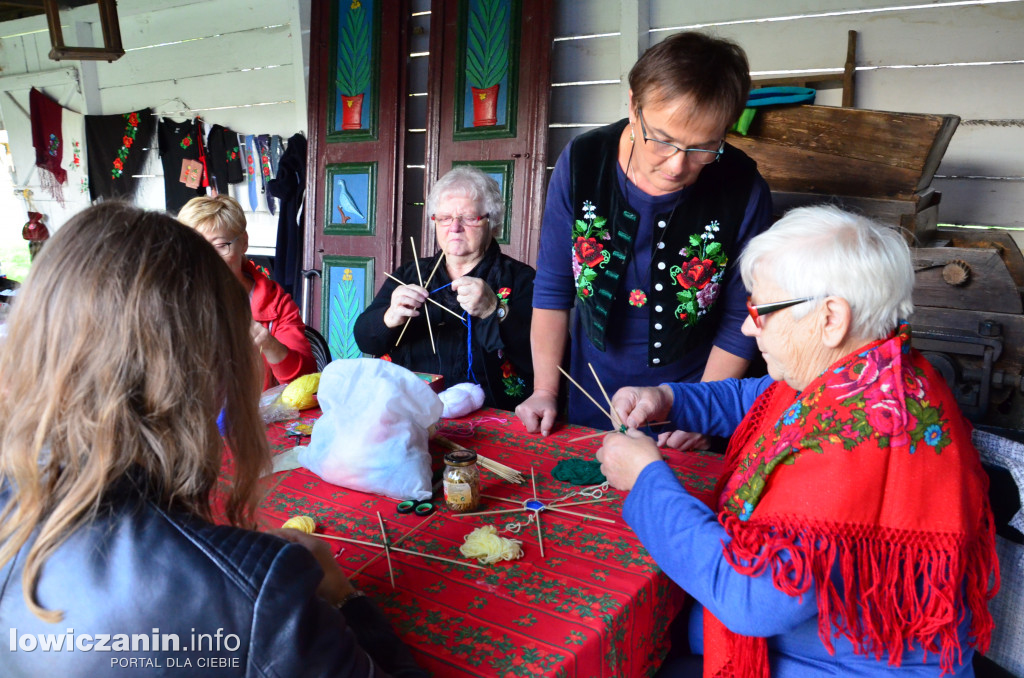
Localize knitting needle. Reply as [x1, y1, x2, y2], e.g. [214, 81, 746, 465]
[349, 514, 434, 578]
[376, 512, 396, 588]
[551, 497, 616, 509]
[424, 251, 445, 287]
[567, 420, 674, 443]
[450, 506, 532, 518]
[531, 467, 545, 558]
[545, 506, 617, 524]
[557, 366, 614, 424]
[411, 237, 437, 355]
[322, 531, 486, 573]
[383, 272, 464, 321]
[588, 362, 623, 431]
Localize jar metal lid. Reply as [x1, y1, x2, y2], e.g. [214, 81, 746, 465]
[444, 450, 477, 467]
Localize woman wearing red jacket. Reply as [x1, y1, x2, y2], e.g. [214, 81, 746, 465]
[179, 195, 314, 389]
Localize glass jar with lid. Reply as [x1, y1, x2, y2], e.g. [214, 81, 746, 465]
[443, 449, 480, 513]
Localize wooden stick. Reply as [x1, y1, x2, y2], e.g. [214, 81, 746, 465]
[557, 366, 613, 424]
[383, 272, 464, 320]
[568, 419, 674, 443]
[349, 515, 434, 578]
[316, 531, 485, 572]
[588, 362, 622, 430]
[480, 493, 521, 505]
[545, 505, 617, 524]
[552, 497, 616, 509]
[568, 429, 613, 443]
[315, 532, 385, 549]
[376, 511, 396, 589]
[535, 511, 545, 558]
[449, 506, 528, 518]
[424, 251, 445, 287]
[411, 238, 436, 355]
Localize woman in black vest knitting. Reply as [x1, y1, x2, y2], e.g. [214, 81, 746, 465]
[517, 32, 773, 443]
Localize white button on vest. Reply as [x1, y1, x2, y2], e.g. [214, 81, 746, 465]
[657, 242, 665, 249]
[655, 305, 663, 312]
[654, 323, 663, 330]
[657, 262, 666, 270]
[652, 358, 661, 364]
[658, 220, 666, 228]
[655, 283, 663, 291]
[654, 341, 662, 348]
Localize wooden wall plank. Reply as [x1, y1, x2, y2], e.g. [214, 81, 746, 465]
[549, 83, 621, 124]
[117, 1, 288, 49]
[551, 35, 620, 83]
[854, 64, 1024, 120]
[649, 0, 963, 27]
[96, 27, 292, 90]
[938, 126, 1024, 178]
[933, 178, 1024, 228]
[555, 0, 621, 36]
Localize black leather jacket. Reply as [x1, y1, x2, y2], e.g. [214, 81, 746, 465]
[0, 486, 428, 677]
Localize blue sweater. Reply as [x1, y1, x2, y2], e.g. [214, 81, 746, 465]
[532, 136, 772, 429]
[625, 378, 975, 676]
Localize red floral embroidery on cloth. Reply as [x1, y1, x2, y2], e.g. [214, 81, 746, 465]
[496, 287, 511, 301]
[704, 323, 998, 678]
[111, 112, 140, 179]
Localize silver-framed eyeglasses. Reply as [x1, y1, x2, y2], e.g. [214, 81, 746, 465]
[637, 108, 724, 164]
[212, 234, 242, 255]
[432, 213, 489, 227]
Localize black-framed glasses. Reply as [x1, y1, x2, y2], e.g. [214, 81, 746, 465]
[746, 296, 816, 328]
[212, 234, 242, 255]
[431, 213, 489, 227]
[637, 108, 724, 164]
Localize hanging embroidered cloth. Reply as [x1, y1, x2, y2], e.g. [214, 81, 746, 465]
[244, 134, 259, 212]
[86, 108, 154, 202]
[61, 106, 88, 200]
[704, 323, 998, 677]
[205, 124, 244, 194]
[157, 117, 206, 214]
[29, 88, 67, 206]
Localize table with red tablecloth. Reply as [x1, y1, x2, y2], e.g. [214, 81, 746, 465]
[257, 408, 724, 678]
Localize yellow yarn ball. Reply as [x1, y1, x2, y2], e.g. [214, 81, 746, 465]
[281, 515, 316, 534]
[459, 525, 523, 565]
[282, 373, 321, 410]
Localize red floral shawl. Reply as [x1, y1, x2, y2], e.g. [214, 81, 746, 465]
[704, 324, 998, 677]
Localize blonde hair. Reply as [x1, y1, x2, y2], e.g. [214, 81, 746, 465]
[0, 202, 269, 623]
[177, 194, 248, 237]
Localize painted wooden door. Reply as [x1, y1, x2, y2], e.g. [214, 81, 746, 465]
[305, 0, 409, 360]
[424, 0, 552, 266]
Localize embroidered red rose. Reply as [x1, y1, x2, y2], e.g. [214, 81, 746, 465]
[677, 310, 688, 321]
[628, 289, 647, 307]
[123, 136, 133, 148]
[501, 361, 515, 378]
[128, 112, 139, 126]
[581, 288, 591, 297]
[497, 287, 511, 300]
[113, 158, 123, 170]
[574, 237, 605, 268]
[380, 354, 393, 362]
[675, 257, 716, 290]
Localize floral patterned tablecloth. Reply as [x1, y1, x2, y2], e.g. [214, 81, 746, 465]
[258, 408, 724, 678]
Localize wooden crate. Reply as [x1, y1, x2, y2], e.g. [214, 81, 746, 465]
[727, 104, 959, 243]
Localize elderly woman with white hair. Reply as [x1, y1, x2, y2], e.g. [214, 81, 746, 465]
[597, 206, 998, 677]
[354, 165, 535, 410]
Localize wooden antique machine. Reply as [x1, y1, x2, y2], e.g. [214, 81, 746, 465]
[727, 104, 1024, 430]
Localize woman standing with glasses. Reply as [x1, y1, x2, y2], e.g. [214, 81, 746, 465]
[354, 166, 535, 411]
[178, 195, 315, 390]
[517, 32, 773, 443]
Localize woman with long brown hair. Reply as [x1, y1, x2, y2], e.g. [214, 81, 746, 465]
[0, 203, 426, 677]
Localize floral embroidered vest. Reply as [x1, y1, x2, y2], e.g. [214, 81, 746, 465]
[569, 119, 758, 365]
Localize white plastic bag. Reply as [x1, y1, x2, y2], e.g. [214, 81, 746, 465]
[299, 359, 442, 501]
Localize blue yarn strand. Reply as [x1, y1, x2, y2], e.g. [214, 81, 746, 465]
[462, 312, 478, 384]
